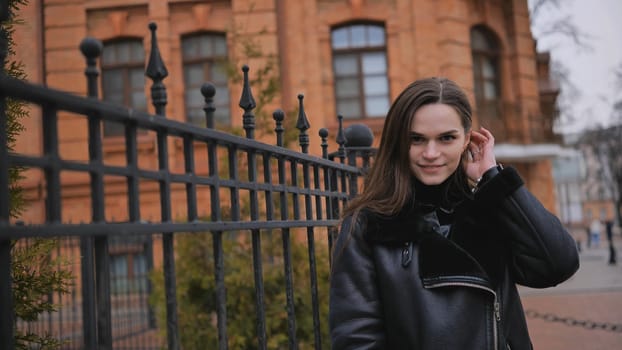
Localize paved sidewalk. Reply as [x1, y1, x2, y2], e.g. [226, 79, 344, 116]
[518, 236, 622, 350]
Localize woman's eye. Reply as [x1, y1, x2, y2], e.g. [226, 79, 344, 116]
[411, 136, 425, 144]
[440, 135, 457, 142]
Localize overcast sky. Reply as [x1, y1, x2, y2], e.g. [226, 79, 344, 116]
[529, 0, 622, 134]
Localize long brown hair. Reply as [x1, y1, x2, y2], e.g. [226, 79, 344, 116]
[344, 77, 473, 218]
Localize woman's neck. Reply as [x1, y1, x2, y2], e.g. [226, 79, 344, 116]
[413, 176, 452, 208]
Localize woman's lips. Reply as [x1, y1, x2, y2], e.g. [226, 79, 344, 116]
[419, 164, 444, 173]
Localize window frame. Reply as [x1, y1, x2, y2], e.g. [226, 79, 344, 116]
[331, 22, 390, 120]
[100, 38, 148, 138]
[181, 32, 230, 127]
[470, 25, 502, 118]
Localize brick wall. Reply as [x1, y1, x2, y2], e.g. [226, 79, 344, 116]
[12, 0, 560, 222]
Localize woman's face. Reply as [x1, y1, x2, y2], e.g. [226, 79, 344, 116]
[408, 103, 470, 185]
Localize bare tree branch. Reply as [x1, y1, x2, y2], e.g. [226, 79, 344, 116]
[549, 60, 580, 126]
[579, 125, 622, 225]
[615, 62, 622, 90]
[528, 0, 594, 130]
[530, 0, 566, 21]
[536, 15, 594, 51]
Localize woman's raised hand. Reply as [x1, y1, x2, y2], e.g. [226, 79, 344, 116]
[465, 126, 497, 182]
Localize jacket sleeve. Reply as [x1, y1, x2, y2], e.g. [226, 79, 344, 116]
[473, 166, 580, 288]
[329, 214, 386, 350]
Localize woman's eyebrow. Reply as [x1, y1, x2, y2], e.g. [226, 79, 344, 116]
[409, 129, 460, 137]
[439, 129, 460, 136]
[409, 132, 427, 139]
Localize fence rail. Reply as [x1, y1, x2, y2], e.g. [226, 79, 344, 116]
[0, 22, 376, 350]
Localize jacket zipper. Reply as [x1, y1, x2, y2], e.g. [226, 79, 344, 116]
[425, 281, 500, 350]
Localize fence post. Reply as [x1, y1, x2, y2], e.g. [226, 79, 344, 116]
[202, 82, 216, 129]
[336, 115, 346, 164]
[272, 108, 299, 348]
[296, 95, 323, 349]
[333, 115, 348, 219]
[0, 104, 13, 350]
[80, 38, 112, 349]
[146, 22, 180, 350]
[240, 65, 268, 350]
[319, 128, 337, 265]
[344, 124, 372, 198]
[0, 4, 15, 348]
[319, 128, 328, 159]
[200, 82, 230, 349]
[79, 37, 105, 350]
[273, 108, 285, 147]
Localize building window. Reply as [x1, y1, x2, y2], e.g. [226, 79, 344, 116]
[110, 253, 148, 294]
[585, 210, 593, 221]
[109, 236, 151, 295]
[331, 23, 390, 120]
[599, 208, 607, 220]
[101, 40, 148, 137]
[182, 33, 229, 127]
[470, 26, 501, 119]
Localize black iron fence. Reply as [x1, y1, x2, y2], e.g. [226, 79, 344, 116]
[0, 23, 376, 350]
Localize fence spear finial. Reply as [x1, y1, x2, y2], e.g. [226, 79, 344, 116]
[239, 65, 256, 139]
[146, 22, 168, 116]
[296, 94, 310, 153]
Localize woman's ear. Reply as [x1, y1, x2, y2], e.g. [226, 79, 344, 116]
[461, 131, 472, 162]
[463, 130, 471, 151]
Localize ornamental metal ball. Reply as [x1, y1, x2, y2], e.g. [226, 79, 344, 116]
[201, 83, 216, 98]
[344, 123, 374, 147]
[79, 37, 103, 58]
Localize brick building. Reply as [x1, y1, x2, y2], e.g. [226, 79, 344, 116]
[7, 0, 568, 347]
[14, 0, 562, 223]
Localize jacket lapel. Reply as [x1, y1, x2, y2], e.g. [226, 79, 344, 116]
[363, 205, 504, 286]
[418, 234, 490, 282]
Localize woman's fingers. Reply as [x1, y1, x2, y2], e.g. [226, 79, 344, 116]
[471, 127, 495, 152]
[469, 127, 497, 170]
[469, 131, 486, 155]
[478, 127, 495, 146]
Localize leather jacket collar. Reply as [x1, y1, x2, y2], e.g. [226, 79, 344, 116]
[361, 203, 505, 287]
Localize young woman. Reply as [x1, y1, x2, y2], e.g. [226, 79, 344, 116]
[329, 77, 579, 350]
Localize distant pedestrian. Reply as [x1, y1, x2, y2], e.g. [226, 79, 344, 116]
[606, 220, 614, 242]
[606, 220, 617, 265]
[589, 218, 602, 248]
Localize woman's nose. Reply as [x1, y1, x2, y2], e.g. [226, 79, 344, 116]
[422, 142, 439, 158]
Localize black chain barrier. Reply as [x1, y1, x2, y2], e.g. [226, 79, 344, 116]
[525, 309, 622, 333]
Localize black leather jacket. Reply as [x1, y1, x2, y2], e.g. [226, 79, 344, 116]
[329, 167, 579, 350]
